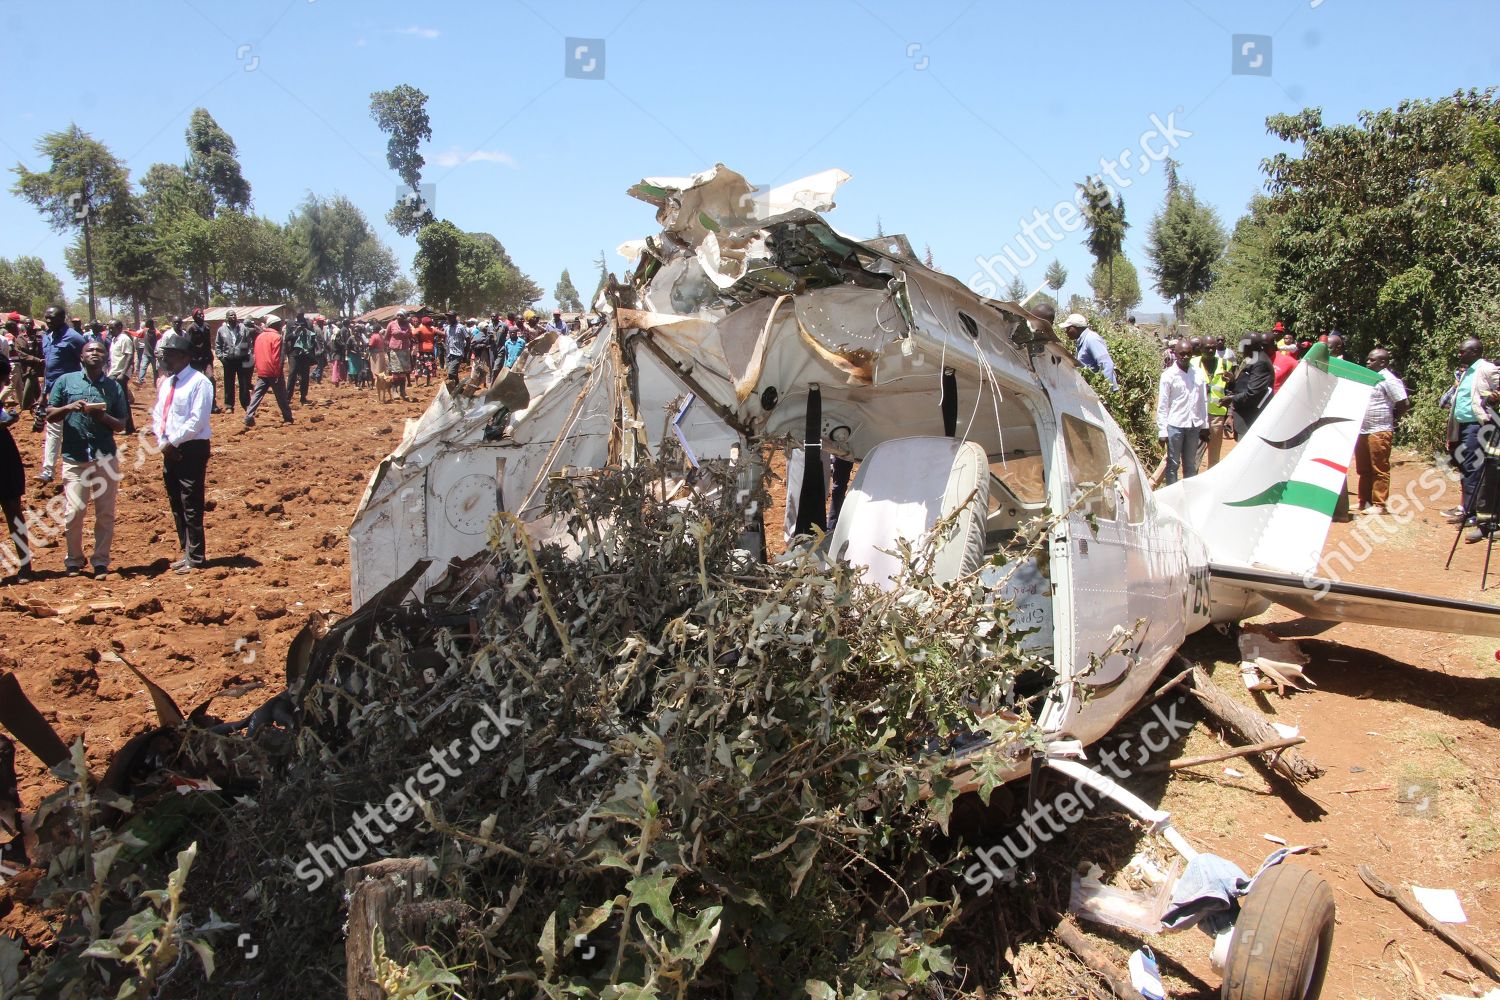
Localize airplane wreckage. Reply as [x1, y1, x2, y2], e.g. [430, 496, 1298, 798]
[5, 164, 1500, 998]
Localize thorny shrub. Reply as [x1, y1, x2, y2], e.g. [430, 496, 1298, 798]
[12, 457, 1069, 998]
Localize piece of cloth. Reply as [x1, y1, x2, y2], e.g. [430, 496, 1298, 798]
[153, 366, 213, 449]
[1355, 430, 1393, 508]
[1161, 848, 1297, 936]
[1361, 367, 1408, 433]
[1074, 328, 1117, 388]
[215, 322, 253, 367]
[48, 370, 125, 462]
[163, 438, 209, 565]
[61, 455, 120, 570]
[1164, 425, 1200, 485]
[1156, 364, 1208, 439]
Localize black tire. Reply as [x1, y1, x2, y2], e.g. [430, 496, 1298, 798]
[1221, 864, 1335, 1000]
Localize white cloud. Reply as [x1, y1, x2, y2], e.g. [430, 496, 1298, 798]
[433, 147, 518, 169]
[355, 36, 367, 47]
[397, 26, 440, 39]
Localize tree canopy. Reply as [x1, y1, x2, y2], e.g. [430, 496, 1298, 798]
[0, 256, 65, 315]
[1088, 252, 1142, 317]
[370, 84, 433, 236]
[1145, 160, 1226, 320]
[555, 269, 583, 312]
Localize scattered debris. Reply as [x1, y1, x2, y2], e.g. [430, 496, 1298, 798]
[1359, 865, 1500, 982]
[1413, 886, 1469, 925]
[1179, 660, 1324, 783]
[1142, 735, 1306, 774]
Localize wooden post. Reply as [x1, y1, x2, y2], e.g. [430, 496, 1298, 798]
[344, 857, 437, 999]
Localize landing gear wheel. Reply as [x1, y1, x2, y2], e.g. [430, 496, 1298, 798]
[1221, 864, 1334, 1000]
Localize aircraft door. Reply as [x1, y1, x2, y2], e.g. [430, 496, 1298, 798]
[1052, 411, 1134, 693]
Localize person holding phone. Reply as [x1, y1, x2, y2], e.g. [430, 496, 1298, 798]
[45, 338, 126, 577]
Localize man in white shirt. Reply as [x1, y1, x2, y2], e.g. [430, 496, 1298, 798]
[1156, 338, 1209, 485]
[153, 333, 214, 574]
[107, 320, 137, 434]
[1356, 348, 1408, 517]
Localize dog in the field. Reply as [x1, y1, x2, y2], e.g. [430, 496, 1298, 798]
[374, 372, 393, 403]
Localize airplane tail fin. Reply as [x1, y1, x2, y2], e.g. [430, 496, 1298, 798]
[1156, 343, 1381, 576]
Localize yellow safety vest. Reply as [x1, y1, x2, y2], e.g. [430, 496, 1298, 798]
[1193, 357, 1228, 416]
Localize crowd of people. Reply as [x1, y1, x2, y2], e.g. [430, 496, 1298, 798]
[0, 302, 589, 582]
[1037, 305, 1415, 524]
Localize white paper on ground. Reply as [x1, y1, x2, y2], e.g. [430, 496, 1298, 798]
[1412, 886, 1468, 924]
[1271, 722, 1300, 739]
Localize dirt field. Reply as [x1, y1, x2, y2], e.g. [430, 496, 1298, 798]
[0, 372, 438, 811]
[0, 385, 1496, 996]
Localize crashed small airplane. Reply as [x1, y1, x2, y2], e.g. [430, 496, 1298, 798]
[341, 163, 1500, 997]
[352, 161, 1500, 714]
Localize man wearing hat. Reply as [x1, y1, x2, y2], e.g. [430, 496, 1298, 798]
[244, 317, 294, 427]
[153, 331, 213, 573]
[1059, 313, 1117, 389]
[45, 337, 126, 575]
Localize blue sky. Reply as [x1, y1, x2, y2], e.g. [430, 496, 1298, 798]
[3, 0, 1497, 315]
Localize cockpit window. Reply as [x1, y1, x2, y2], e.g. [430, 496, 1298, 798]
[988, 452, 1047, 507]
[1060, 415, 1116, 520]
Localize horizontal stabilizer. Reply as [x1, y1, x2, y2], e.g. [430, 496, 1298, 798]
[1210, 563, 1500, 638]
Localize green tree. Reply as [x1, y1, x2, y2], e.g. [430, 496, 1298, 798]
[185, 108, 251, 217]
[1258, 89, 1500, 445]
[1078, 180, 1127, 303]
[593, 248, 611, 300]
[1044, 259, 1067, 308]
[12, 124, 134, 321]
[361, 274, 416, 314]
[1088, 252, 1142, 317]
[1003, 275, 1027, 301]
[1186, 195, 1277, 341]
[0, 256, 65, 315]
[1145, 160, 1227, 320]
[289, 194, 398, 317]
[555, 268, 584, 312]
[369, 84, 433, 236]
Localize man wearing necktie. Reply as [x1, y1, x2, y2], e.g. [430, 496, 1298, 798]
[153, 334, 214, 574]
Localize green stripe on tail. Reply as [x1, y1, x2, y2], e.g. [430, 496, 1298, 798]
[1303, 343, 1384, 387]
[1226, 480, 1341, 515]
